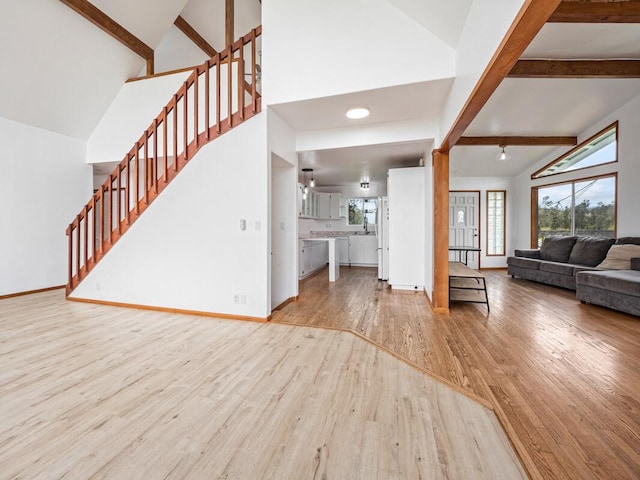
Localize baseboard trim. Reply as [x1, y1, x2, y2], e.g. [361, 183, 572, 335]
[66, 296, 269, 323]
[272, 296, 298, 312]
[0, 285, 65, 300]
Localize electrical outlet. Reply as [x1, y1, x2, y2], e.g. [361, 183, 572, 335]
[240, 294, 247, 305]
[233, 294, 240, 304]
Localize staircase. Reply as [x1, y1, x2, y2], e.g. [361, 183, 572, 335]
[66, 27, 262, 296]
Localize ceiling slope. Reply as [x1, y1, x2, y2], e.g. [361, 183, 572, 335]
[385, 0, 473, 48]
[0, 0, 189, 140]
[179, 0, 261, 52]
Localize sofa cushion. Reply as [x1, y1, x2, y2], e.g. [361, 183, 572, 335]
[632, 258, 640, 271]
[539, 261, 575, 276]
[576, 270, 640, 297]
[507, 256, 541, 270]
[597, 244, 640, 270]
[615, 237, 640, 246]
[574, 266, 602, 276]
[568, 236, 615, 267]
[514, 249, 541, 259]
[539, 235, 577, 263]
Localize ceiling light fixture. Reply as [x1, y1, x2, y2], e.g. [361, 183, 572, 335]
[497, 145, 511, 161]
[346, 107, 370, 120]
[360, 181, 370, 192]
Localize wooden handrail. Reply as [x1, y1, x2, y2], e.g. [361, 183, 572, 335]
[66, 26, 263, 296]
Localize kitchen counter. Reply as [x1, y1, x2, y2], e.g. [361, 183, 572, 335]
[299, 237, 342, 281]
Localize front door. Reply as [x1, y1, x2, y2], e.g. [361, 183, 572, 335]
[449, 191, 480, 269]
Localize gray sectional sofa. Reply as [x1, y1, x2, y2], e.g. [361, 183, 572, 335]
[507, 235, 640, 317]
[576, 258, 640, 317]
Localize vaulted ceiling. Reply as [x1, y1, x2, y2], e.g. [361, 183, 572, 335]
[0, 0, 259, 140]
[294, 1, 640, 183]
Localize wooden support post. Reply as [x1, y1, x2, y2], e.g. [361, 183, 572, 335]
[146, 55, 154, 76]
[432, 149, 450, 313]
[226, 0, 234, 47]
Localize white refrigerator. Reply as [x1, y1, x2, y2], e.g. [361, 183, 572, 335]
[377, 196, 389, 280]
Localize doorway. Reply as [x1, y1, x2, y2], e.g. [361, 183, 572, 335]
[449, 191, 480, 269]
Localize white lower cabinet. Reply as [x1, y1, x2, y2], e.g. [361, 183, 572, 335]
[337, 238, 349, 265]
[348, 235, 378, 266]
[299, 240, 329, 278]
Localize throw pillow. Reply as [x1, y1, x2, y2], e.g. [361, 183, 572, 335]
[568, 236, 615, 267]
[539, 235, 577, 263]
[597, 244, 640, 270]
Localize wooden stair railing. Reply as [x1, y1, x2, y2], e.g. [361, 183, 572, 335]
[66, 26, 262, 296]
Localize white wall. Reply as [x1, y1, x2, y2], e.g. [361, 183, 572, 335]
[87, 71, 192, 165]
[513, 93, 640, 248]
[267, 109, 298, 309]
[450, 176, 515, 268]
[262, 0, 454, 106]
[388, 167, 425, 290]
[150, 25, 208, 75]
[71, 114, 270, 318]
[439, 0, 526, 142]
[0, 116, 92, 295]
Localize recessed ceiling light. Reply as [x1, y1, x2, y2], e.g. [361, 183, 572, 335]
[346, 107, 370, 119]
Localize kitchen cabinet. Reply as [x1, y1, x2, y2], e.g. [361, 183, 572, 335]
[298, 184, 319, 218]
[318, 193, 331, 219]
[299, 240, 329, 278]
[329, 194, 342, 219]
[348, 235, 377, 266]
[298, 187, 344, 219]
[337, 237, 349, 265]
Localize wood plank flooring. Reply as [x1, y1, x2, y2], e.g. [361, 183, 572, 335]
[272, 266, 640, 480]
[0, 290, 526, 479]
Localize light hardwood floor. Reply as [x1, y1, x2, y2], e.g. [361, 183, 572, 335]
[0, 289, 526, 479]
[273, 266, 640, 480]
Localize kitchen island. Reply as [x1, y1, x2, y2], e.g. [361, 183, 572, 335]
[299, 237, 349, 282]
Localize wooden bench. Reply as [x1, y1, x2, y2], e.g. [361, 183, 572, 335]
[448, 261, 490, 312]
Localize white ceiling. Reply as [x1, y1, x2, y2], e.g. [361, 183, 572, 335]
[385, 0, 473, 49]
[90, 0, 189, 48]
[452, 22, 640, 177]
[294, 16, 640, 185]
[0, 0, 190, 140]
[298, 140, 431, 187]
[180, 0, 261, 52]
[272, 79, 453, 133]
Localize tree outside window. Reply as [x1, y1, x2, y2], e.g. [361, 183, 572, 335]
[535, 175, 615, 247]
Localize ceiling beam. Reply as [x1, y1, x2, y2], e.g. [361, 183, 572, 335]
[174, 16, 217, 57]
[508, 59, 640, 78]
[439, 0, 562, 150]
[457, 136, 577, 146]
[59, 0, 153, 62]
[549, 1, 640, 23]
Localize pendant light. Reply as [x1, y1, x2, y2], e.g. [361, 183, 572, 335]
[302, 168, 314, 199]
[497, 145, 511, 161]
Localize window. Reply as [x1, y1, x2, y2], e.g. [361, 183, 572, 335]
[348, 198, 377, 226]
[532, 122, 617, 179]
[533, 174, 616, 247]
[486, 191, 506, 256]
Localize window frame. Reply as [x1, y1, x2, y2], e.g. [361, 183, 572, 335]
[347, 197, 377, 226]
[530, 173, 618, 248]
[486, 190, 506, 257]
[531, 122, 618, 180]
